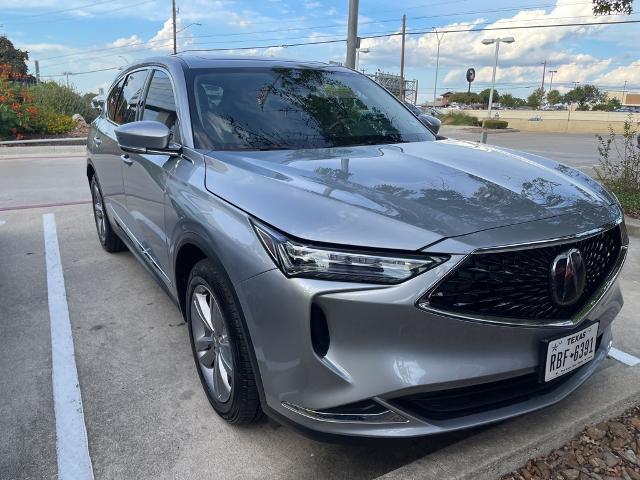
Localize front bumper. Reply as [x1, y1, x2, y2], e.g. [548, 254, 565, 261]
[235, 258, 623, 438]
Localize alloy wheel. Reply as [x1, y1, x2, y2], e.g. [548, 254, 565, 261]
[190, 284, 233, 403]
[92, 181, 106, 242]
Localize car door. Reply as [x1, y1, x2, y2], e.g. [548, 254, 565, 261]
[91, 76, 127, 221]
[122, 68, 180, 285]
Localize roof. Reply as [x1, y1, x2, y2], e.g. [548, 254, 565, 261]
[139, 54, 333, 70]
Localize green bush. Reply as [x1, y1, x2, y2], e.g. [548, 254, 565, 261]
[441, 111, 480, 126]
[483, 119, 509, 129]
[595, 117, 640, 218]
[610, 188, 640, 218]
[36, 110, 75, 135]
[28, 81, 97, 123]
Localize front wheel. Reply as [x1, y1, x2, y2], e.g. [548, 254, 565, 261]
[186, 259, 262, 424]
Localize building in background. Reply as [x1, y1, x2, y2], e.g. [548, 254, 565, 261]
[606, 90, 640, 107]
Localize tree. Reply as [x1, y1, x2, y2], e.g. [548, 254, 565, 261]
[591, 95, 622, 111]
[0, 37, 30, 80]
[499, 93, 526, 109]
[593, 0, 632, 15]
[563, 84, 603, 109]
[527, 88, 545, 109]
[479, 88, 499, 107]
[546, 89, 562, 106]
[447, 91, 481, 105]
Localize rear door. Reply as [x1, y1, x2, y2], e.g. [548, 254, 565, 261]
[122, 68, 180, 284]
[98, 70, 150, 233]
[91, 76, 127, 221]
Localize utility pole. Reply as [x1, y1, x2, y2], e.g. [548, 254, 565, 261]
[172, 0, 177, 55]
[432, 29, 444, 107]
[399, 14, 406, 101]
[345, 0, 359, 69]
[34, 60, 40, 83]
[63, 71, 71, 88]
[548, 69, 557, 92]
[540, 60, 547, 92]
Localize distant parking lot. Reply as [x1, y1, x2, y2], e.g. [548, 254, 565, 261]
[1, 131, 639, 479]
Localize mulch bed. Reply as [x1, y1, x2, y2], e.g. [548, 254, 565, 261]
[501, 405, 640, 480]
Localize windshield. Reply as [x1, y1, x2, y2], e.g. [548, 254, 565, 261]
[188, 67, 434, 151]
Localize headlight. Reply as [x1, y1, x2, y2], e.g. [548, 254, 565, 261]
[253, 221, 449, 284]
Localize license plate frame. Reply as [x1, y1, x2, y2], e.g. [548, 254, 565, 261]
[539, 321, 599, 383]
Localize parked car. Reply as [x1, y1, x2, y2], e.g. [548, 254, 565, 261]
[87, 56, 628, 440]
[403, 101, 442, 135]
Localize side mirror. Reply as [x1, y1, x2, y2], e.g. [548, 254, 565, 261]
[91, 95, 105, 112]
[114, 121, 181, 155]
[419, 114, 442, 135]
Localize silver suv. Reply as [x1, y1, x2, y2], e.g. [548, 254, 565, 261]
[87, 56, 628, 439]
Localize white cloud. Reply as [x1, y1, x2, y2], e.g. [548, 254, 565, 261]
[595, 60, 640, 87]
[107, 35, 143, 49]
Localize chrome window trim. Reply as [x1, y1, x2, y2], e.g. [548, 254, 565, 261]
[417, 220, 628, 328]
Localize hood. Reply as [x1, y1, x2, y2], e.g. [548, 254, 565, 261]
[203, 139, 617, 251]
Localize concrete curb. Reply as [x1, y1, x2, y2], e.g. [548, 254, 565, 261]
[0, 145, 86, 158]
[376, 364, 640, 480]
[626, 216, 640, 238]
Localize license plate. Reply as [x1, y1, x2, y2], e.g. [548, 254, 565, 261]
[542, 322, 599, 382]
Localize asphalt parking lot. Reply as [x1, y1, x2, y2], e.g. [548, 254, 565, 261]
[1, 131, 639, 479]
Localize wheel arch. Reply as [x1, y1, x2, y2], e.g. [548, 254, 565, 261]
[86, 160, 96, 183]
[173, 232, 268, 406]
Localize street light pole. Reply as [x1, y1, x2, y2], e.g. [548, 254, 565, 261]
[481, 36, 515, 143]
[487, 40, 500, 120]
[548, 69, 557, 92]
[356, 47, 369, 70]
[432, 28, 444, 107]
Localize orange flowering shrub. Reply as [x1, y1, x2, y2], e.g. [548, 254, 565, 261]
[0, 63, 40, 139]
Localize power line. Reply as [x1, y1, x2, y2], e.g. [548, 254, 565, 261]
[39, 66, 121, 78]
[3, 0, 156, 25]
[36, 0, 595, 62]
[4, 0, 121, 18]
[368, 18, 640, 39]
[37, 18, 640, 78]
[180, 19, 640, 53]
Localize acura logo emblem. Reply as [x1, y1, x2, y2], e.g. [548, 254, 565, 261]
[550, 248, 587, 306]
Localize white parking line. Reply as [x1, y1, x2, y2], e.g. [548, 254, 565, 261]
[43, 213, 94, 480]
[608, 347, 640, 367]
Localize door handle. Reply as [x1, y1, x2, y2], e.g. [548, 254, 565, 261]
[93, 136, 102, 146]
[121, 154, 133, 166]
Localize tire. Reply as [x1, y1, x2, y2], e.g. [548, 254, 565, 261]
[186, 259, 262, 424]
[90, 175, 125, 253]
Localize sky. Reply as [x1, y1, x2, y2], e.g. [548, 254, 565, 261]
[1, 0, 639, 103]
